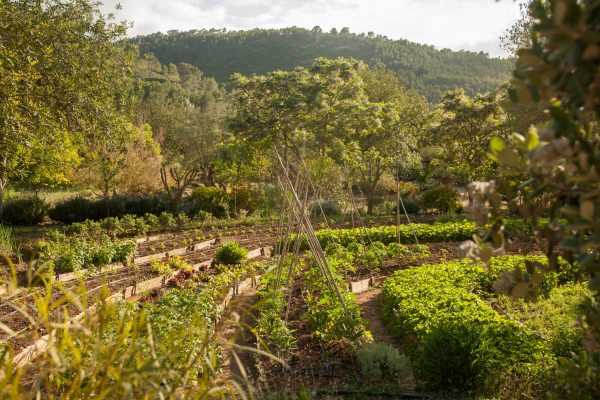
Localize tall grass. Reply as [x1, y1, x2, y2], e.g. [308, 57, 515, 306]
[0, 263, 252, 399]
[0, 224, 19, 261]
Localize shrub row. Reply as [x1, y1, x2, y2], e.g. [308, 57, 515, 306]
[314, 220, 477, 248]
[381, 256, 559, 394]
[33, 232, 136, 274]
[49, 196, 170, 223]
[66, 212, 202, 238]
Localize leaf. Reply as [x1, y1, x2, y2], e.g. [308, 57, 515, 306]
[490, 137, 506, 153]
[526, 129, 539, 151]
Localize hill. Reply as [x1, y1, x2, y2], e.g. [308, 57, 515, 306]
[132, 27, 511, 102]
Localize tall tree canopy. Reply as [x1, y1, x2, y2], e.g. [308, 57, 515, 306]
[0, 0, 136, 213]
[229, 58, 427, 214]
[136, 54, 227, 209]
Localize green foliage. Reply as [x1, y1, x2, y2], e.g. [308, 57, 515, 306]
[150, 259, 174, 276]
[49, 197, 94, 223]
[1, 196, 48, 225]
[496, 283, 590, 358]
[158, 211, 176, 231]
[0, 224, 18, 258]
[356, 342, 410, 382]
[314, 221, 477, 248]
[552, 350, 600, 400]
[49, 196, 169, 223]
[319, 200, 341, 216]
[381, 256, 560, 395]
[0, 0, 136, 212]
[387, 243, 431, 264]
[34, 232, 136, 274]
[135, 28, 511, 102]
[214, 242, 248, 266]
[418, 185, 460, 214]
[187, 186, 231, 218]
[465, 2, 600, 396]
[426, 90, 509, 185]
[304, 257, 371, 345]
[256, 271, 298, 356]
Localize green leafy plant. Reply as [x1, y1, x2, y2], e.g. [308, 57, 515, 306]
[356, 342, 410, 381]
[214, 242, 248, 266]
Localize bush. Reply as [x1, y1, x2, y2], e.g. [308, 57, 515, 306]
[319, 200, 340, 216]
[401, 199, 420, 214]
[214, 242, 248, 266]
[419, 184, 460, 214]
[49, 197, 93, 223]
[50, 195, 169, 223]
[381, 256, 556, 395]
[356, 342, 410, 381]
[187, 186, 230, 218]
[1, 196, 48, 225]
[158, 211, 176, 231]
[34, 232, 137, 274]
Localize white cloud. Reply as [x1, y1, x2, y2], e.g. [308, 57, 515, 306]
[101, 0, 523, 57]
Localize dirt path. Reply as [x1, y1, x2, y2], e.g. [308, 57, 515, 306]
[215, 287, 260, 386]
[356, 288, 402, 348]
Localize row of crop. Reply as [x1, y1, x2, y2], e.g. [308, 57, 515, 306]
[41, 250, 268, 397]
[380, 255, 579, 396]
[314, 221, 477, 248]
[33, 231, 136, 275]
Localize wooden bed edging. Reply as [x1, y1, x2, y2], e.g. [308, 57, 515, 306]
[11, 246, 273, 369]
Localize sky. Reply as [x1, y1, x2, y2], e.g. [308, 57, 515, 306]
[100, 0, 524, 58]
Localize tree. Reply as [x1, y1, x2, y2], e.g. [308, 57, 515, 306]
[0, 0, 136, 215]
[138, 56, 226, 210]
[427, 90, 509, 195]
[500, 1, 533, 58]
[76, 122, 161, 197]
[465, 1, 600, 396]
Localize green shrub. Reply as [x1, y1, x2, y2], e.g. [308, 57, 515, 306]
[415, 320, 482, 392]
[113, 241, 136, 264]
[1, 196, 48, 225]
[304, 258, 371, 344]
[381, 256, 557, 395]
[356, 342, 410, 381]
[256, 297, 297, 355]
[496, 283, 590, 358]
[419, 184, 460, 214]
[214, 242, 248, 266]
[143, 213, 160, 230]
[175, 212, 190, 229]
[34, 232, 137, 273]
[50, 195, 169, 223]
[187, 186, 230, 218]
[49, 197, 94, 223]
[319, 200, 340, 216]
[158, 211, 176, 231]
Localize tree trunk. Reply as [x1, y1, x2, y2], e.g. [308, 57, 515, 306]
[0, 157, 6, 220]
[0, 182, 5, 221]
[367, 186, 375, 215]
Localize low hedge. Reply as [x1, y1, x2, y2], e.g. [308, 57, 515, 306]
[49, 195, 169, 223]
[381, 256, 557, 394]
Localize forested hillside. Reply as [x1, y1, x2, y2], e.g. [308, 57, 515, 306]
[133, 27, 511, 101]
